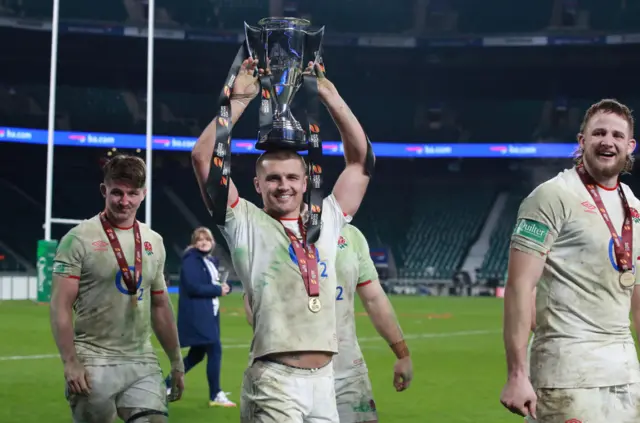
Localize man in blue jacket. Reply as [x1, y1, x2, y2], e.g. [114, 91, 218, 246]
[166, 227, 236, 407]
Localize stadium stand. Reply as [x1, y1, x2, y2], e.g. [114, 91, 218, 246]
[5, 0, 639, 34]
[398, 182, 498, 280]
[2, 0, 640, 286]
[3, 0, 640, 35]
[478, 189, 529, 281]
[9, 81, 638, 146]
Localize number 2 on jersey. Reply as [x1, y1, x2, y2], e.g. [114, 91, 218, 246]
[319, 262, 328, 278]
[137, 288, 144, 301]
[336, 286, 344, 301]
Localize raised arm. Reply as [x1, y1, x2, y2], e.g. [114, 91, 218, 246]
[192, 58, 260, 212]
[311, 64, 372, 217]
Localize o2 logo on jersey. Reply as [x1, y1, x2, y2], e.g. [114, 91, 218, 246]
[336, 285, 344, 301]
[608, 237, 636, 272]
[288, 244, 328, 279]
[114, 265, 144, 301]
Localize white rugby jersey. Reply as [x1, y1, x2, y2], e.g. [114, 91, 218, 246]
[511, 167, 640, 388]
[332, 224, 379, 379]
[53, 214, 167, 365]
[221, 194, 349, 362]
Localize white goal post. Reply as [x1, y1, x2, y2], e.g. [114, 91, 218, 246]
[43, 0, 156, 239]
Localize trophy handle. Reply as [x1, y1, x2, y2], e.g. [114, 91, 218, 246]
[243, 22, 263, 64]
[304, 26, 325, 68]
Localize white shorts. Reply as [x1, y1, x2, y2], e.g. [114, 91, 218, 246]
[240, 359, 339, 423]
[335, 373, 378, 423]
[66, 362, 167, 423]
[525, 383, 640, 423]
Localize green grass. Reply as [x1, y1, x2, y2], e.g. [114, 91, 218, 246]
[0, 294, 525, 422]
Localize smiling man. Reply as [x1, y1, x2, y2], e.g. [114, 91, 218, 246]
[499, 99, 640, 423]
[192, 59, 373, 423]
[49, 155, 184, 423]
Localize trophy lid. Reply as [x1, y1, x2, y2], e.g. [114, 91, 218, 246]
[257, 17, 311, 30]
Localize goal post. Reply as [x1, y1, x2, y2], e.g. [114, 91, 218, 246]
[36, 0, 156, 303]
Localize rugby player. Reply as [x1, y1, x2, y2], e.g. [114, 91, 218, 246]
[243, 222, 414, 423]
[500, 99, 640, 423]
[192, 58, 374, 423]
[50, 155, 184, 423]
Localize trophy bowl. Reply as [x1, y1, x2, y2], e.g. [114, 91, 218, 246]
[244, 17, 324, 151]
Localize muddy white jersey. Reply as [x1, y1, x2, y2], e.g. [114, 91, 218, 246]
[52, 214, 167, 365]
[332, 224, 379, 379]
[511, 167, 640, 388]
[221, 194, 349, 363]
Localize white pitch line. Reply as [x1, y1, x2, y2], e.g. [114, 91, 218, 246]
[358, 329, 498, 343]
[0, 329, 499, 362]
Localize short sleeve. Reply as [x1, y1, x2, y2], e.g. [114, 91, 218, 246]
[511, 183, 566, 257]
[151, 237, 167, 293]
[323, 194, 350, 240]
[353, 228, 378, 287]
[219, 198, 254, 249]
[53, 232, 85, 279]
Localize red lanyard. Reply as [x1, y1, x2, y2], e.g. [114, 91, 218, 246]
[99, 212, 142, 305]
[282, 219, 320, 299]
[576, 165, 633, 274]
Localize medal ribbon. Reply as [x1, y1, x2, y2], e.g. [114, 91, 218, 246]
[99, 213, 142, 296]
[301, 74, 324, 246]
[576, 164, 633, 273]
[282, 220, 320, 298]
[205, 44, 248, 225]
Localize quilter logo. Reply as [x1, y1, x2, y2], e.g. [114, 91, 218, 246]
[514, 219, 549, 244]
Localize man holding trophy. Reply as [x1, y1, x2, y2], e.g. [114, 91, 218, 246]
[191, 17, 375, 423]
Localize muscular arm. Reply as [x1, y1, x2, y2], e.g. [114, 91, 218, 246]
[326, 93, 372, 217]
[530, 287, 537, 332]
[503, 249, 545, 379]
[49, 275, 80, 365]
[357, 280, 404, 345]
[191, 100, 249, 212]
[151, 292, 184, 371]
[631, 286, 640, 343]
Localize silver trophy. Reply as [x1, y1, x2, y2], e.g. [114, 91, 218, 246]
[244, 17, 325, 151]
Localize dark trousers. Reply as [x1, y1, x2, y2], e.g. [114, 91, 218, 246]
[166, 341, 222, 401]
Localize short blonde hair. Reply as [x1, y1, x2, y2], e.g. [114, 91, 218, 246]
[186, 227, 215, 254]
